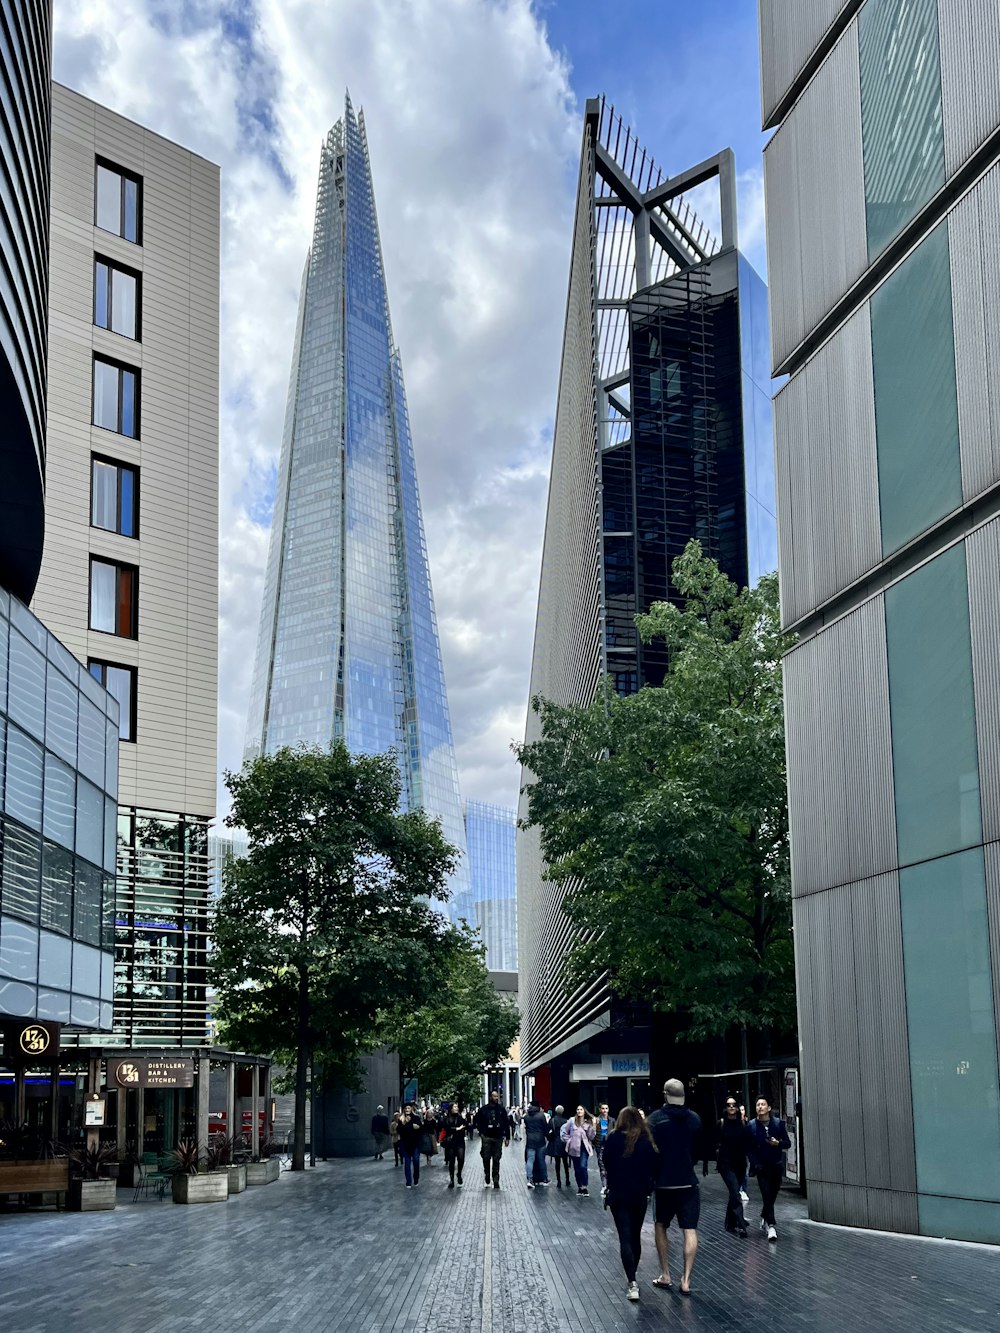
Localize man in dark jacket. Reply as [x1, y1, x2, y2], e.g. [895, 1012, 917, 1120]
[647, 1078, 702, 1295]
[441, 1103, 469, 1188]
[547, 1105, 570, 1187]
[370, 1105, 390, 1160]
[473, 1090, 510, 1189]
[747, 1094, 791, 1241]
[522, 1101, 550, 1189]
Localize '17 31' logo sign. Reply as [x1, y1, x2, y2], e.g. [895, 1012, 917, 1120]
[115, 1062, 142, 1086]
[19, 1025, 51, 1056]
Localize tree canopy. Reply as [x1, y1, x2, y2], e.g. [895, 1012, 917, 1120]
[515, 541, 796, 1045]
[212, 743, 458, 1169]
[389, 924, 520, 1107]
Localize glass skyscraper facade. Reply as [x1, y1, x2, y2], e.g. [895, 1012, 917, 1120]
[460, 801, 516, 973]
[761, 0, 1000, 1243]
[517, 97, 775, 1099]
[245, 95, 469, 906]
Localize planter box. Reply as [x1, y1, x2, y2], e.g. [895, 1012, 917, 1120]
[171, 1172, 228, 1204]
[226, 1164, 247, 1194]
[245, 1159, 280, 1186]
[70, 1178, 117, 1212]
[0, 1160, 70, 1196]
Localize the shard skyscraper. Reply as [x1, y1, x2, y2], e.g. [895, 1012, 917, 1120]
[245, 94, 469, 907]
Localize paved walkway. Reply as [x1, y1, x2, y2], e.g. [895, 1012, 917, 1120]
[1, 1143, 998, 1331]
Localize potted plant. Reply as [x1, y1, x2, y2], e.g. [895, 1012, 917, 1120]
[245, 1134, 280, 1186]
[207, 1133, 246, 1195]
[0, 1120, 70, 1205]
[169, 1139, 228, 1205]
[68, 1142, 118, 1211]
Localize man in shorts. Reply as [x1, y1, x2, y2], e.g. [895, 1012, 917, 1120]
[647, 1078, 702, 1295]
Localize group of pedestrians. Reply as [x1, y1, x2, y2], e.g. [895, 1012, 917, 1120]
[373, 1078, 791, 1304]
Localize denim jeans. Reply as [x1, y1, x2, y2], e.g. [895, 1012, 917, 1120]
[402, 1149, 420, 1186]
[572, 1150, 590, 1189]
[525, 1145, 549, 1184]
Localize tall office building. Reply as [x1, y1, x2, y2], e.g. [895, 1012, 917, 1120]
[2, 6, 121, 1144]
[245, 94, 469, 908]
[31, 85, 220, 1048]
[760, 0, 1000, 1242]
[462, 801, 517, 973]
[517, 98, 775, 1110]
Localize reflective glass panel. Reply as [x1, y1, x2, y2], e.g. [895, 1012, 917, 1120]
[90, 560, 116, 633]
[5, 725, 43, 831]
[95, 261, 109, 328]
[75, 777, 105, 867]
[859, 0, 945, 257]
[95, 165, 121, 234]
[885, 541, 980, 865]
[73, 861, 102, 946]
[871, 223, 960, 555]
[93, 360, 119, 431]
[91, 459, 118, 530]
[43, 753, 76, 850]
[111, 269, 136, 339]
[124, 178, 138, 242]
[900, 848, 1000, 1202]
[104, 666, 134, 741]
[121, 370, 136, 437]
[119, 467, 136, 537]
[7, 630, 45, 740]
[2, 818, 42, 924]
[40, 840, 74, 935]
[45, 666, 78, 764]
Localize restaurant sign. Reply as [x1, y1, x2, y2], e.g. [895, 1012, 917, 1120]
[109, 1057, 194, 1089]
[2, 1020, 61, 1063]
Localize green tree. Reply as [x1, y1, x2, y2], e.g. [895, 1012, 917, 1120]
[390, 924, 520, 1106]
[212, 743, 458, 1170]
[515, 541, 796, 1048]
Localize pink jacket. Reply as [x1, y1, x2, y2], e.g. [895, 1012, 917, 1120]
[560, 1119, 596, 1158]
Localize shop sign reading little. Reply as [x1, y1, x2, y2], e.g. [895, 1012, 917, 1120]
[110, 1057, 194, 1089]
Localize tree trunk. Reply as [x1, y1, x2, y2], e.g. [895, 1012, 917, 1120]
[292, 966, 309, 1171]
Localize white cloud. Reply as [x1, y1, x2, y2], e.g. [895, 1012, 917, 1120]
[54, 0, 579, 817]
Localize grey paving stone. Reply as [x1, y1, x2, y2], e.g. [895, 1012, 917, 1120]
[0, 1144, 998, 1331]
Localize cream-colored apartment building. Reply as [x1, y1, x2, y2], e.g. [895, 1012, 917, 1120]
[31, 84, 220, 1047]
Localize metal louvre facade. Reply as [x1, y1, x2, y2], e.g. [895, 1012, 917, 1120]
[761, 0, 1000, 1242]
[245, 95, 469, 910]
[518, 99, 774, 1075]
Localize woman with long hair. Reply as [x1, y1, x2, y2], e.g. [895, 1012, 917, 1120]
[716, 1095, 749, 1237]
[560, 1105, 597, 1196]
[602, 1106, 658, 1301]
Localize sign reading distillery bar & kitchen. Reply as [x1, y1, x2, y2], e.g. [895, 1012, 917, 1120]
[110, 1057, 194, 1089]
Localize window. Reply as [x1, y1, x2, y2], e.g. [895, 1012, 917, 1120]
[93, 357, 139, 438]
[89, 559, 138, 639]
[91, 457, 138, 537]
[89, 661, 137, 742]
[95, 258, 139, 340]
[95, 160, 141, 243]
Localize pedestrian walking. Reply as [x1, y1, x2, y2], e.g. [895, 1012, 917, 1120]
[715, 1096, 749, 1236]
[397, 1104, 424, 1188]
[522, 1101, 550, 1189]
[390, 1110, 402, 1166]
[603, 1106, 658, 1303]
[747, 1095, 790, 1241]
[474, 1090, 511, 1189]
[547, 1105, 570, 1187]
[420, 1107, 439, 1165]
[511, 1106, 523, 1142]
[441, 1102, 469, 1189]
[560, 1105, 596, 1195]
[371, 1105, 390, 1161]
[595, 1101, 616, 1196]
[647, 1078, 702, 1296]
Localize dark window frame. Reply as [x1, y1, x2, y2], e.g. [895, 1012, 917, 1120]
[95, 157, 143, 245]
[94, 254, 142, 341]
[92, 354, 141, 439]
[88, 556, 139, 640]
[90, 453, 140, 539]
[88, 659, 138, 744]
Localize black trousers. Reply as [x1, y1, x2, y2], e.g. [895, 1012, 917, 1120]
[757, 1165, 782, 1225]
[718, 1164, 747, 1231]
[446, 1141, 465, 1183]
[610, 1197, 647, 1283]
[481, 1137, 503, 1183]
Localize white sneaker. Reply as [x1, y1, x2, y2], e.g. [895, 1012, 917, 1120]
[526, 1182, 534, 1189]
[739, 1190, 749, 1204]
[627, 1282, 639, 1302]
[767, 1225, 778, 1242]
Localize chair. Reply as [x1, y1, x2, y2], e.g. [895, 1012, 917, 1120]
[132, 1159, 168, 1202]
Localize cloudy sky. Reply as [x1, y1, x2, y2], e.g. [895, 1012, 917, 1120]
[53, 0, 768, 818]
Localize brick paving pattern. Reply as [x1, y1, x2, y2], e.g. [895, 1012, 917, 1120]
[1, 1143, 999, 1331]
